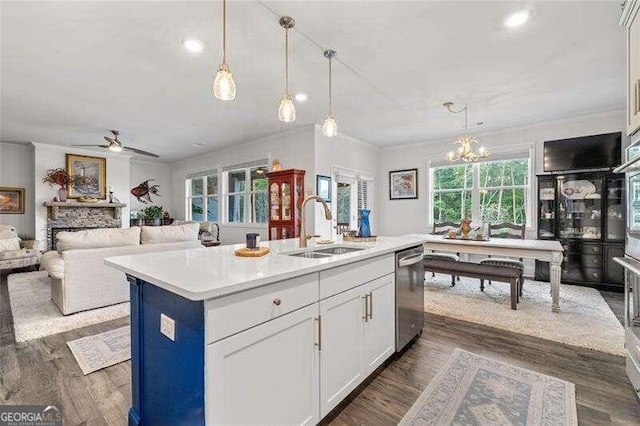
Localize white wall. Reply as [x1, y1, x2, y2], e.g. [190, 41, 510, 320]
[0, 142, 35, 236]
[32, 143, 131, 249]
[129, 160, 172, 216]
[313, 124, 379, 238]
[169, 125, 315, 245]
[376, 109, 627, 237]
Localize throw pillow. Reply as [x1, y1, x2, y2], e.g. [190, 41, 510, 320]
[0, 237, 21, 251]
[57, 227, 141, 253]
[140, 223, 200, 244]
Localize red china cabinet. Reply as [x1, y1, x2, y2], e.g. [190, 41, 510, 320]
[267, 169, 305, 240]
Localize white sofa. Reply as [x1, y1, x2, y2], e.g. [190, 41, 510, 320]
[41, 224, 202, 315]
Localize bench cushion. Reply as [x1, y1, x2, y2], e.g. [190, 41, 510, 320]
[424, 259, 520, 280]
[424, 253, 459, 262]
[479, 257, 524, 271]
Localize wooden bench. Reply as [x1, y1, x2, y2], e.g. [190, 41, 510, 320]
[424, 259, 522, 310]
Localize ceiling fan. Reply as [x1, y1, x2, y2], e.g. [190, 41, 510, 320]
[72, 130, 160, 158]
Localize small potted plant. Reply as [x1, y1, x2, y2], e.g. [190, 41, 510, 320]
[42, 168, 86, 202]
[142, 205, 164, 226]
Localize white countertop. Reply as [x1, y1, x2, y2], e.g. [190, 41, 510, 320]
[105, 235, 428, 301]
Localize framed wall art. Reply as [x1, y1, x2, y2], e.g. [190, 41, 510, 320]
[316, 175, 332, 202]
[389, 169, 418, 200]
[66, 154, 107, 199]
[0, 187, 25, 214]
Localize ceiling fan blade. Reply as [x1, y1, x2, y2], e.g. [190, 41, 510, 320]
[104, 136, 115, 143]
[123, 146, 160, 158]
[71, 144, 111, 148]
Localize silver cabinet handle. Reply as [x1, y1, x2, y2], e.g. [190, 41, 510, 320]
[362, 295, 369, 322]
[368, 291, 373, 320]
[314, 316, 322, 350]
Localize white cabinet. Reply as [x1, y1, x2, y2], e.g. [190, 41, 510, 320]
[622, 0, 640, 135]
[319, 273, 396, 417]
[363, 274, 396, 375]
[206, 303, 320, 425]
[319, 285, 365, 416]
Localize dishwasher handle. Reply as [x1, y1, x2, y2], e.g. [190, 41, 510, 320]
[398, 252, 424, 267]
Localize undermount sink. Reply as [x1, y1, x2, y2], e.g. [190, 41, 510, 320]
[284, 245, 365, 258]
[289, 251, 332, 259]
[312, 247, 365, 255]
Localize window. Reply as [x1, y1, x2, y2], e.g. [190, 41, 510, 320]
[186, 170, 218, 222]
[430, 158, 530, 225]
[222, 160, 269, 224]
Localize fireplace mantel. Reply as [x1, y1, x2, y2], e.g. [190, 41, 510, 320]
[43, 201, 127, 220]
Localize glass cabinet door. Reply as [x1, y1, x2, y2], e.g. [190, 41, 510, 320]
[270, 182, 280, 221]
[558, 176, 603, 240]
[282, 183, 291, 221]
[606, 175, 625, 240]
[629, 172, 640, 235]
[538, 179, 556, 239]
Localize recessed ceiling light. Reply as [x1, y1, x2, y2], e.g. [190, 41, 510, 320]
[295, 93, 308, 102]
[504, 11, 530, 28]
[183, 38, 204, 53]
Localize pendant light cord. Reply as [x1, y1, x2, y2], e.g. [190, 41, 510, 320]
[328, 57, 333, 115]
[222, 0, 227, 65]
[285, 27, 289, 94]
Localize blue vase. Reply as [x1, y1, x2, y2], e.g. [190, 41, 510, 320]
[359, 209, 371, 238]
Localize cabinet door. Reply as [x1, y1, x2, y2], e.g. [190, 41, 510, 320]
[207, 304, 319, 425]
[605, 244, 625, 286]
[628, 7, 640, 135]
[319, 285, 365, 417]
[363, 274, 396, 375]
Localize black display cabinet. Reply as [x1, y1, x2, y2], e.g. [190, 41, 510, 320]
[534, 172, 626, 291]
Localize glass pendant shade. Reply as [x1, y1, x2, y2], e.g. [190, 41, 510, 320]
[214, 64, 236, 101]
[322, 116, 337, 137]
[278, 94, 296, 122]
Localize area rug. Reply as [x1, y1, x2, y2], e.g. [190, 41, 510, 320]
[67, 326, 131, 374]
[400, 348, 578, 425]
[7, 271, 129, 342]
[425, 275, 624, 356]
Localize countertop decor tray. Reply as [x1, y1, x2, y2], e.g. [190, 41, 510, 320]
[443, 235, 491, 242]
[234, 247, 270, 257]
[343, 235, 377, 242]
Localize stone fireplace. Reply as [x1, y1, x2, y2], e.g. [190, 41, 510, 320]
[44, 201, 127, 250]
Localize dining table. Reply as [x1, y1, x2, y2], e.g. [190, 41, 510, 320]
[416, 234, 565, 312]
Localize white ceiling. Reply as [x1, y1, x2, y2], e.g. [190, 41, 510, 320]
[0, 1, 625, 162]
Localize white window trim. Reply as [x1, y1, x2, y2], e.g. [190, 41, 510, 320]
[222, 165, 268, 225]
[428, 157, 532, 228]
[185, 173, 219, 222]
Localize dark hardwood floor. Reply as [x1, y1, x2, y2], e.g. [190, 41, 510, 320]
[1, 271, 638, 425]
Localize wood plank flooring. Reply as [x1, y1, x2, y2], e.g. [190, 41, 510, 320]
[1, 271, 638, 425]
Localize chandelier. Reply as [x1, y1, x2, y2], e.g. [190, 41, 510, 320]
[443, 102, 489, 163]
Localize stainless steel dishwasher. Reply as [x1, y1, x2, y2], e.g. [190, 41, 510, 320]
[395, 245, 425, 351]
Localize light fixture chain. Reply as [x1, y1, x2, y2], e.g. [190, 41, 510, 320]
[328, 57, 332, 115]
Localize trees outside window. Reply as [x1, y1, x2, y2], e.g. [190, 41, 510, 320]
[186, 174, 218, 222]
[431, 158, 529, 225]
[223, 166, 268, 224]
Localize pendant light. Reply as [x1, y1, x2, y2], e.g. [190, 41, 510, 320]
[322, 49, 338, 137]
[443, 102, 489, 163]
[213, 0, 236, 100]
[278, 16, 296, 122]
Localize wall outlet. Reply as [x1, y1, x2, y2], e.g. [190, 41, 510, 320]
[160, 314, 175, 341]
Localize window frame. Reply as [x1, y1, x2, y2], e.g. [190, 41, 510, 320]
[429, 157, 531, 227]
[185, 173, 219, 222]
[222, 165, 269, 225]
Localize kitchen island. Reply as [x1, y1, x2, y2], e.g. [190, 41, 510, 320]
[105, 235, 428, 425]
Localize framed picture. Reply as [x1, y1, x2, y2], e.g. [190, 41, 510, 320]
[66, 154, 107, 199]
[316, 175, 332, 202]
[0, 187, 25, 214]
[389, 169, 418, 200]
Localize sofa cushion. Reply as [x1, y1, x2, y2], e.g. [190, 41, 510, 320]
[140, 223, 200, 244]
[0, 225, 18, 240]
[0, 237, 21, 251]
[0, 248, 35, 261]
[57, 227, 141, 253]
[41, 251, 64, 279]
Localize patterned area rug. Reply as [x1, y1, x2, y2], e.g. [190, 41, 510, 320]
[67, 326, 131, 374]
[400, 349, 578, 425]
[7, 271, 129, 342]
[425, 275, 624, 356]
